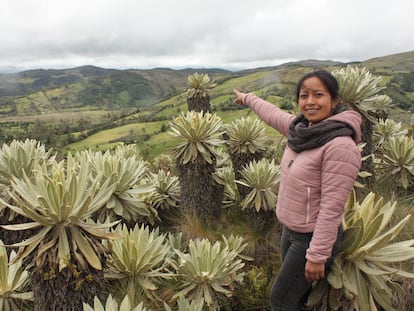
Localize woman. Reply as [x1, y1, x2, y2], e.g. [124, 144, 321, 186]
[233, 70, 362, 311]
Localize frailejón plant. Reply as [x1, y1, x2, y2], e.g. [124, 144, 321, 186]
[170, 238, 245, 309]
[376, 136, 414, 189]
[0, 139, 54, 219]
[225, 117, 267, 155]
[186, 73, 216, 112]
[332, 66, 392, 122]
[187, 72, 216, 99]
[307, 191, 414, 311]
[105, 224, 172, 305]
[163, 296, 204, 311]
[236, 159, 280, 212]
[0, 241, 33, 311]
[373, 118, 408, 148]
[213, 165, 239, 209]
[0, 154, 118, 272]
[85, 150, 155, 223]
[83, 295, 148, 311]
[168, 111, 225, 165]
[146, 170, 180, 211]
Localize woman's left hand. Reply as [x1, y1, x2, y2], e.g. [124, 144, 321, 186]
[305, 260, 325, 282]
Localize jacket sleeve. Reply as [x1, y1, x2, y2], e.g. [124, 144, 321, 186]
[244, 94, 295, 137]
[306, 138, 361, 263]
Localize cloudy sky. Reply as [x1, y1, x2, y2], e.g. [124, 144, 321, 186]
[1, 0, 414, 72]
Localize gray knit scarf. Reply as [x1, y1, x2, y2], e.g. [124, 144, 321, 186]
[287, 112, 354, 153]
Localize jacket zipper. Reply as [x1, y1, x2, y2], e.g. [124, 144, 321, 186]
[306, 187, 311, 224]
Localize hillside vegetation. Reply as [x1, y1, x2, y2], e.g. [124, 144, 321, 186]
[0, 52, 413, 158]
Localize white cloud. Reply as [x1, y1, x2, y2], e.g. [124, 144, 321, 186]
[1, 0, 413, 71]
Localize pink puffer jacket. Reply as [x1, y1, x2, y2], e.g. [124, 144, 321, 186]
[243, 94, 362, 263]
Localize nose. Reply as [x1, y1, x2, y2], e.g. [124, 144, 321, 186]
[305, 94, 315, 105]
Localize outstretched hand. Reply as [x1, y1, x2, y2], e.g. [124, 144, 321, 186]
[233, 89, 246, 105]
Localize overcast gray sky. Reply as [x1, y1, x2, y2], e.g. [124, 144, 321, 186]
[1, 0, 413, 72]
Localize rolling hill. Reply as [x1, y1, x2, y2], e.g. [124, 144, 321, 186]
[0, 65, 232, 117]
[0, 51, 413, 158]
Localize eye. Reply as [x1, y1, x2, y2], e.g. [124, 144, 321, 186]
[299, 93, 308, 99]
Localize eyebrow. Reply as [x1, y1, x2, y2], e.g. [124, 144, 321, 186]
[299, 87, 325, 92]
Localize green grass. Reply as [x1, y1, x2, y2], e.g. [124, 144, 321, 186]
[14, 97, 33, 115]
[157, 103, 187, 119]
[66, 120, 166, 151]
[0, 110, 110, 125]
[142, 131, 179, 159]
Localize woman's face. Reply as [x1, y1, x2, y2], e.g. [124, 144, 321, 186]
[298, 77, 339, 125]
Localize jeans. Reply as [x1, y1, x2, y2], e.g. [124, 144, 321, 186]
[270, 226, 342, 311]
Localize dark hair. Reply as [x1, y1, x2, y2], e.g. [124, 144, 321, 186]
[295, 70, 339, 103]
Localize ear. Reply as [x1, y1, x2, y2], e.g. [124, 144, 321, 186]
[332, 97, 340, 108]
